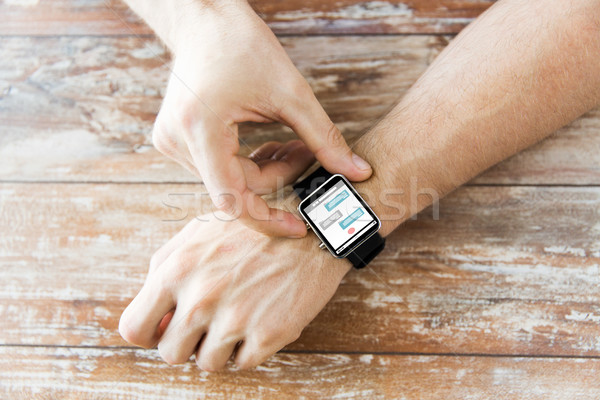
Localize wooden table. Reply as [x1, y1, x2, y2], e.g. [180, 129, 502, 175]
[1, 1, 599, 398]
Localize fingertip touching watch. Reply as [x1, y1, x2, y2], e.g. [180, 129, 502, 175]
[293, 167, 386, 269]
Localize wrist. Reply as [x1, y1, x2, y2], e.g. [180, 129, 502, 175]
[169, 0, 254, 56]
[276, 189, 354, 276]
[281, 170, 385, 272]
[350, 128, 441, 238]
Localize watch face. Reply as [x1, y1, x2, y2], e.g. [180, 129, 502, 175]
[298, 174, 381, 258]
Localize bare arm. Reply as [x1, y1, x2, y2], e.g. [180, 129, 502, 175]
[120, 0, 600, 371]
[355, 0, 600, 237]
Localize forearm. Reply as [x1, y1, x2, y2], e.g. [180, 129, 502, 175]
[353, 0, 600, 237]
[123, 0, 251, 52]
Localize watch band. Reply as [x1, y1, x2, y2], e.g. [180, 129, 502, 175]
[293, 167, 386, 269]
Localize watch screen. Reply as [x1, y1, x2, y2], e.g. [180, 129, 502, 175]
[299, 175, 380, 257]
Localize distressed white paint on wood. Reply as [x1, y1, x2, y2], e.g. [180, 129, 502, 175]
[2, 0, 599, 396]
[1, 183, 598, 356]
[0, 0, 493, 36]
[259, 0, 494, 35]
[1, 36, 598, 184]
[1, 346, 599, 400]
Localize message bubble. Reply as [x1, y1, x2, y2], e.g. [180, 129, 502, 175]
[339, 208, 364, 229]
[319, 210, 343, 230]
[325, 190, 349, 211]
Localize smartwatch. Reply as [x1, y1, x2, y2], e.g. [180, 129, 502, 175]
[293, 167, 386, 269]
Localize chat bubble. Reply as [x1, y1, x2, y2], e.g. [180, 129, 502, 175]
[319, 210, 343, 230]
[325, 190, 349, 211]
[339, 208, 364, 229]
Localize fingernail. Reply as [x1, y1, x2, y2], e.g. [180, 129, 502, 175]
[352, 153, 371, 171]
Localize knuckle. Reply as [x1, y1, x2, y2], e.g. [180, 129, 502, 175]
[185, 290, 223, 328]
[177, 104, 197, 134]
[252, 328, 283, 351]
[213, 194, 235, 213]
[159, 248, 196, 288]
[235, 350, 259, 370]
[222, 321, 247, 341]
[118, 312, 152, 349]
[117, 313, 136, 343]
[184, 300, 214, 328]
[323, 121, 344, 149]
[148, 252, 162, 273]
[196, 356, 221, 372]
[217, 306, 249, 337]
[253, 333, 273, 350]
[250, 325, 300, 352]
[212, 192, 242, 217]
[158, 343, 187, 365]
[313, 122, 345, 161]
[235, 344, 272, 370]
[167, 248, 189, 269]
[152, 124, 178, 156]
[196, 335, 240, 372]
[163, 89, 199, 131]
[152, 268, 175, 298]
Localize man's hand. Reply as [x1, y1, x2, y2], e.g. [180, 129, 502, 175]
[118, 210, 352, 371]
[118, 0, 600, 373]
[130, 0, 372, 237]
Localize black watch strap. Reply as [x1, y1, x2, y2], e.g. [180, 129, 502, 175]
[293, 167, 386, 269]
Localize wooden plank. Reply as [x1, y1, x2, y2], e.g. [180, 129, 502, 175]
[0, 0, 148, 37]
[1, 346, 599, 399]
[1, 36, 598, 184]
[253, 0, 494, 35]
[0, 34, 431, 183]
[0, 0, 494, 36]
[472, 110, 600, 185]
[1, 183, 599, 355]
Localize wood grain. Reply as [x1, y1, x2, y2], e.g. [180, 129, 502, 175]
[3, 0, 599, 396]
[1, 183, 598, 356]
[1, 36, 598, 184]
[0, 0, 494, 36]
[251, 0, 495, 35]
[1, 347, 599, 400]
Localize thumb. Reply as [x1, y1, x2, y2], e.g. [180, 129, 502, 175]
[281, 86, 372, 182]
